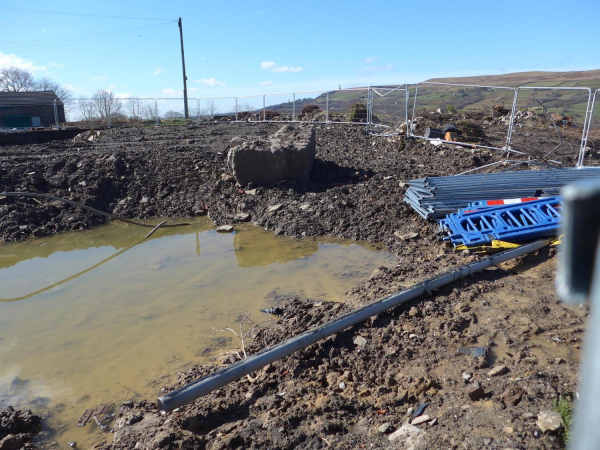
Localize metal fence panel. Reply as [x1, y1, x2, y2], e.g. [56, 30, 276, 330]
[290, 90, 329, 122]
[580, 89, 600, 167]
[509, 87, 591, 164]
[264, 93, 295, 122]
[327, 88, 370, 124]
[370, 85, 409, 130]
[156, 98, 198, 123]
[410, 82, 517, 151]
[197, 97, 237, 121]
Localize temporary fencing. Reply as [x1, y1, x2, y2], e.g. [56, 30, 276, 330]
[581, 89, 600, 167]
[403, 167, 600, 220]
[508, 86, 592, 165]
[410, 82, 517, 151]
[439, 197, 562, 246]
[368, 85, 409, 131]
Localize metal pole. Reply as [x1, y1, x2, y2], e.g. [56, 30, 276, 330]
[157, 238, 551, 412]
[262, 95, 266, 121]
[577, 90, 594, 168]
[293, 93, 296, 122]
[326, 92, 329, 123]
[53, 99, 59, 128]
[154, 99, 159, 126]
[506, 88, 519, 150]
[178, 18, 189, 120]
[235, 98, 238, 122]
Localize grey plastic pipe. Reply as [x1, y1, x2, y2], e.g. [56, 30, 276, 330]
[158, 238, 551, 412]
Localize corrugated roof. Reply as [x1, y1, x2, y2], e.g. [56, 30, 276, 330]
[0, 91, 64, 107]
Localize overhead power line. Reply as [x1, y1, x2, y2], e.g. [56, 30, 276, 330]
[0, 6, 174, 21]
[1, 22, 176, 53]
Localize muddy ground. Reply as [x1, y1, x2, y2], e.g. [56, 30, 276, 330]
[0, 116, 597, 449]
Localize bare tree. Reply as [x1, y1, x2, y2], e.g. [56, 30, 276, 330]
[78, 96, 97, 122]
[0, 66, 36, 92]
[141, 104, 158, 122]
[201, 100, 218, 119]
[92, 89, 123, 122]
[127, 96, 143, 121]
[164, 110, 184, 119]
[35, 77, 74, 111]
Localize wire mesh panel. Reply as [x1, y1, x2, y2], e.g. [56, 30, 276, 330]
[235, 95, 264, 121]
[327, 88, 370, 123]
[370, 85, 409, 130]
[117, 98, 157, 126]
[293, 91, 328, 123]
[156, 98, 198, 124]
[263, 93, 295, 122]
[72, 98, 111, 127]
[410, 82, 516, 150]
[197, 97, 237, 121]
[509, 87, 592, 163]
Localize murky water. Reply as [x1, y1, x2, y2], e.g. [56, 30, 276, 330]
[0, 218, 395, 447]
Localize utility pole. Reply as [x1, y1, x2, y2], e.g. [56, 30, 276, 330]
[178, 17, 189, 119]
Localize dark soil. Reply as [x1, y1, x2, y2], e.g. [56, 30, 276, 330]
[0, 118, 592, 449]
[0, 406, 41, 449]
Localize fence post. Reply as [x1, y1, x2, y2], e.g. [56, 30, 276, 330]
[154, 100, 159, 126]
[577, 89, 594, 168]
[107, 108, 111, 127]
[53, 99, 59, 128]
[326, 92, 329, 123]
[366, 87, 373, 132]
[505, 88, 519, 150]
[235, 98, 239, 122]
[405, 87, 410, 131]
[263, 95, 266, 121]
[293, 93, 296, 122]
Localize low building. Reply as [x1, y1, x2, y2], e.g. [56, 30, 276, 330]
[0, 91, 65, 129]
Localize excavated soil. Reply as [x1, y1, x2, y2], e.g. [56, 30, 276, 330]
[0, 119, 595, 449]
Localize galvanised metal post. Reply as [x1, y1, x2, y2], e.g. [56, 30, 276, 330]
[366, 87, 373, 132]
[506, 88, 519, 150]
[326, 92, 329, 123]
[263, 95, 266, 122]
[581, 89, 600, 167]
[197, 99, 201, 124]
[53, 99, 59, 128]
[154, 99, 159, 126]
[235, 98, 238, 122]
[577, 89, 596, 168]
[293, 93, 296, 122]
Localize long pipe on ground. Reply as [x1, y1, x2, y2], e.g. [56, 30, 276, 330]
[157, 238, 551, 412]
[0, 192, 191, 228]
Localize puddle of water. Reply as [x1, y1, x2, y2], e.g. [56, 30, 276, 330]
[0, 218, 395, 447]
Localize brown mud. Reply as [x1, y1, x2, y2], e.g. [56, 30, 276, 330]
[0, 118, 596, 449]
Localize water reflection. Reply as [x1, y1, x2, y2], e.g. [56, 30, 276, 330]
[0, 219, 395, 448]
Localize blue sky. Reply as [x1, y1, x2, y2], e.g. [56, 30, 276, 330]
[0, 0, 598, 102]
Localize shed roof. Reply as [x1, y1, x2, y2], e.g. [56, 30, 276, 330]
[0, 91, 64, 107]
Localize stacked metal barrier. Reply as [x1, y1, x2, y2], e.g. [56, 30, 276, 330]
[404, 168, 600, 220]
[439, 197, 562, 246]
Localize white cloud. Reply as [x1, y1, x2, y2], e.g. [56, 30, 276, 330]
[50, 62, 63, 68]
[259, 81, 273, 86]
[163, 88, 181, 96]
[65, 84, 78, 92]
[0, 52, 46, 71]
[108, 84, 115, 89]
[261, 61, 303, 73]
[115, 93, 132, 98]
[195, 77, 225, 87]
[189, 87, 199, 92]
[91, 75, 107, 80]
[365, 57, 378, 63]
[261, 61, 277, 70]
[151, 68, 163, 76]
[272, 66, 303, 73]
[359, 64, 393, 73]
